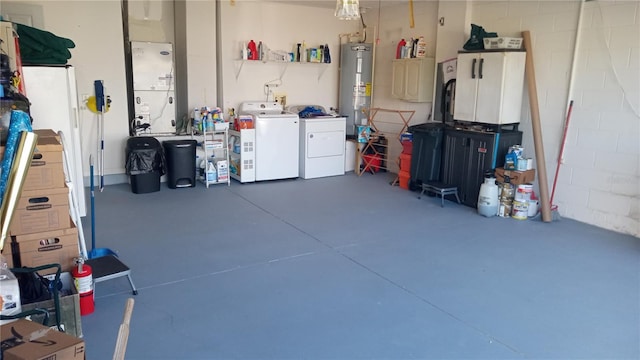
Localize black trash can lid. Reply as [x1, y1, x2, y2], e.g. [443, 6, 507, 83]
[126, 136, 162, 151]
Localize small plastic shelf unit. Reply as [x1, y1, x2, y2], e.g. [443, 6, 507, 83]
[201, 126, 230, 187]
[357, 108, 415, 186]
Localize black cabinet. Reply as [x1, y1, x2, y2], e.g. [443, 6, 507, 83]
[441, 127, 522, 207]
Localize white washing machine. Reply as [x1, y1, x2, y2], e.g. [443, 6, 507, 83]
[239, 102, 300, 181]
[290, 106, 346, 179]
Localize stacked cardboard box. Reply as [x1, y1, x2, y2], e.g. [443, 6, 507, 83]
[1, 130, 79, 275]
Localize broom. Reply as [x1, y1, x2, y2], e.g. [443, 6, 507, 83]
[549, 100, 574, 220]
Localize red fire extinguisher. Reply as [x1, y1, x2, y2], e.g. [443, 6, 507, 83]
[72, 259, 95, 316]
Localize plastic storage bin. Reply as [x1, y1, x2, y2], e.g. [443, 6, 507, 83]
[163, 140, 197, 189]
[125, 137, 165, 194]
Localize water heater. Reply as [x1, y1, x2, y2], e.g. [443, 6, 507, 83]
[338, 43, 373, 136]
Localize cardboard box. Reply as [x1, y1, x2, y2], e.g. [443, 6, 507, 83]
[483, 37, 523, 49]
[32, 129, 59, 139]
[22, 164, 66, 191]
[357, 125, 370, 143]
[0, 135, 66, 191]
[6, 221, 79, 274]
[0, 319, 85, 360]
[20, 272, 83, 338]
[0, 268, 22, 326]
[9, 187, 70, 235]
[216, 160, 228, 182]
[495, 167, 536, 186]
[28, 135, 64, 165]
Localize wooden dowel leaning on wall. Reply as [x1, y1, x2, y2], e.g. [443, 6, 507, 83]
[522, 30, 552, 222]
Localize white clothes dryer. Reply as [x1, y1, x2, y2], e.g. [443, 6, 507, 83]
[289, 105, 346, 179]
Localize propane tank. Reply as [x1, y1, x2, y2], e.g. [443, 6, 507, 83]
[72, 258, 95, 316]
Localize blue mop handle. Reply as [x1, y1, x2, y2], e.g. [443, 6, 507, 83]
[90, 155, 96, 252]
[94, 80, 105, 191]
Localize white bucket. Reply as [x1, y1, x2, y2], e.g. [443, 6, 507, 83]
[527, 199, 539, 217]
[512, 200, 529, 220]
[515, 184, 533, 202]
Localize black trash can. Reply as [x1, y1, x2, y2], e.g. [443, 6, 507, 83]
[125, 137, 166, 194]
[408, 123, 444, 190]
[163, 140, 197, 189]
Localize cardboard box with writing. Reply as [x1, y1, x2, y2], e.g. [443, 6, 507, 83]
[24, 135, 65, 191]
[5, 220, 79, 274]
[9, 187, 70, 235]
[0, 135, 65, 191]
[495, 167, 536, 186]
[0, 319, 85, 360]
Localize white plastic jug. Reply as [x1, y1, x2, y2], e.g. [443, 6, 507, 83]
[478, 177, 499, 217]
[206, 161, 217, 182]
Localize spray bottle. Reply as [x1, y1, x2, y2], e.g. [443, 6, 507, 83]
[396, 39, 406, 59]
[248, 40, 258, 60]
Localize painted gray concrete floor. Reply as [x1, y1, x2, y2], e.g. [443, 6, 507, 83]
[79, 173, 639, 359]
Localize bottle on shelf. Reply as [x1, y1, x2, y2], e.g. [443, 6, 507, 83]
[323, 44, 331, 63]
[396, 39, 406, 59]
[206, 161, 217, 183]
[416, 36, 427, 58]
[248, 40, 258, 60]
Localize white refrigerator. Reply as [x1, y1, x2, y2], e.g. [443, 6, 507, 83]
[21, 65, 87, 217]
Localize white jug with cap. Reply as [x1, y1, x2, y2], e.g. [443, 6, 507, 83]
[478, 177, 499, 217]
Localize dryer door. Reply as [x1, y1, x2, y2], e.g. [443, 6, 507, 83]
[307, 131, 345, 158]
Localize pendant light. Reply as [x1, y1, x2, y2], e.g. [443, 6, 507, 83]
[335, 0, 360, 20]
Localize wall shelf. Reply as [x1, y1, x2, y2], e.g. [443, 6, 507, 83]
[234, 60, 330, 81]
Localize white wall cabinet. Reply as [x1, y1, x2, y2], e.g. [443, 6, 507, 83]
[391, 58, 435, 103]
[453, 51, 526, 125]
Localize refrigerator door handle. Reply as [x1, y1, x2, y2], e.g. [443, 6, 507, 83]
[471, 58, 477, 79]
[479, 58, 484, 79]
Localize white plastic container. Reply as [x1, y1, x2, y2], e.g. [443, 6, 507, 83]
[206, 161, 217, 183]
[0, 267, 21, 325]
[527, 199, 539, 217]
[416, 37, 427, 58]
[478, 177, 499, 217]
[483, 37, 523, 49]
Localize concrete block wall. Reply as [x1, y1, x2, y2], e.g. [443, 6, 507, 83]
[470, 0, 639, 236]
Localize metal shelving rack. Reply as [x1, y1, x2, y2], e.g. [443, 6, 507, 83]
[201, 126, 230, 187]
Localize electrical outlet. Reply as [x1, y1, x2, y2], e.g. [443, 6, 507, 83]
[275, 94, 287, 108]
[80, 94, 89, 109]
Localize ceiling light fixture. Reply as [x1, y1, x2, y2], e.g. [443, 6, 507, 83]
[335, 0, 360, 20]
